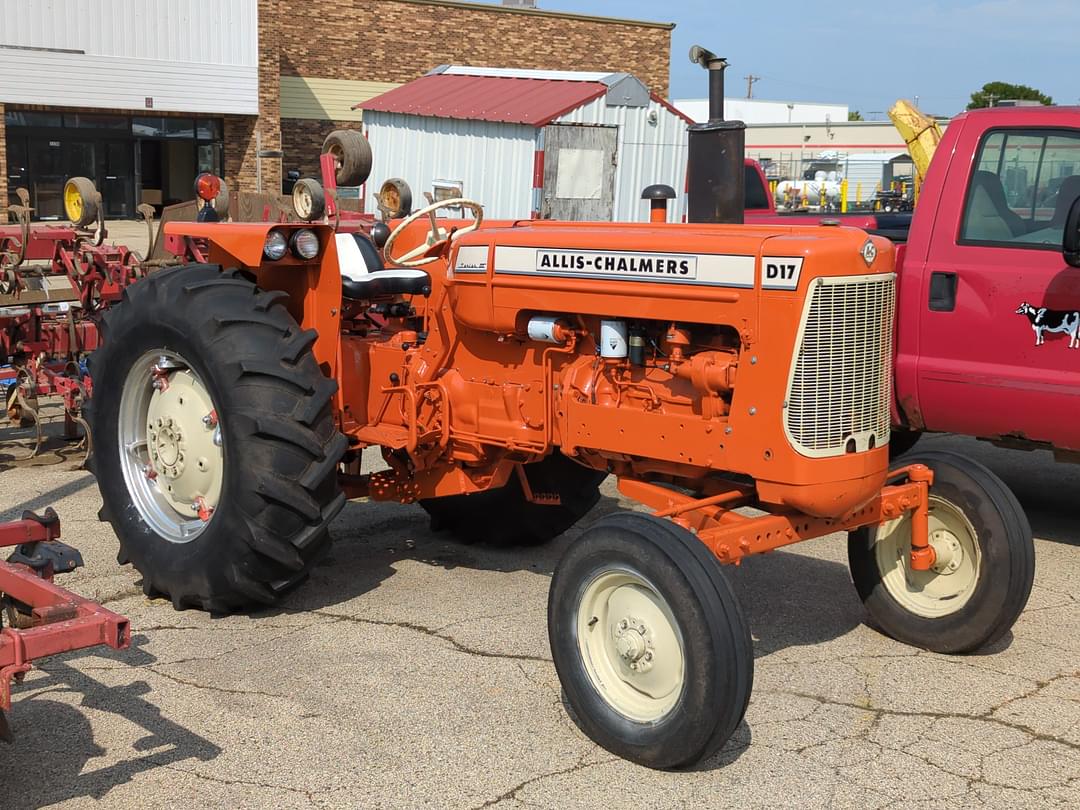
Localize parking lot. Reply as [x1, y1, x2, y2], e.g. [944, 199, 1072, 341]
[0, 421, 1076, 809]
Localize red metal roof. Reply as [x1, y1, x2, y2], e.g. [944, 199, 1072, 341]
[359, 74, 608, 127]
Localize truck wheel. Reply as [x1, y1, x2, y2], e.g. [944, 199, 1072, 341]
[549, 512, 753, 769]
[86, 264, 347, 612]
[322, 129, 372, 187]
[419, 453, 605, 546]
[848, 450, 1034, 653]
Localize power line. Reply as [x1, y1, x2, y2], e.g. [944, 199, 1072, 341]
[744, 74, 762, 99]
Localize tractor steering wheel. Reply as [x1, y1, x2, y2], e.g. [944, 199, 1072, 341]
[383, 198, 484, 267]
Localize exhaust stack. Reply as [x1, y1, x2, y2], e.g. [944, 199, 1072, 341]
[686, 46, 746, 225]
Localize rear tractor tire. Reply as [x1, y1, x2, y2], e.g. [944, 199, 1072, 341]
[848, 450, 1034, 653]
[549, 512, 753, 769]
[86, 264, 347, 611]
[419, 453, 606, 547]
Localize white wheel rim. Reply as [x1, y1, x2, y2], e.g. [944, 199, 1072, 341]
[118, 349, 224, 543]
[873, 495, 981, 618]
[294, 185, 314, 219]
[576, 568, 685, 722]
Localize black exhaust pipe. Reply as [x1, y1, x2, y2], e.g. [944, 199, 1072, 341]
[686, 46, 746, 225]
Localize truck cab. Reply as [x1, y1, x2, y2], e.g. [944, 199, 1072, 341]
[894, 106, 1080, 458]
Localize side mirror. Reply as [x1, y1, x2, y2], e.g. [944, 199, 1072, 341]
[1065, 195, 1080, 268]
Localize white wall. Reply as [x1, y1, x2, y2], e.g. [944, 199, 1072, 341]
[363, 113, 538, 220]
[675, 98, 849, 125]
[0, 0, 258, 114]
[558, 95, 689, 222]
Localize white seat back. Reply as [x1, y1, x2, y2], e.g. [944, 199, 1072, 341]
[335, 233, 370, 282]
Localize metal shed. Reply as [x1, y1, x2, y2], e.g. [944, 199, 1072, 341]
[359, 66, 692, 223]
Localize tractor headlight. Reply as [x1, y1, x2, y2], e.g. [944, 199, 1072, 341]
[263, 229, 288, 261]
[290, 228, 320, 260]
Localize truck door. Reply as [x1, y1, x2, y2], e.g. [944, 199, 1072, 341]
[541, 125, 617, 221]
[916, 124, 1080, 450]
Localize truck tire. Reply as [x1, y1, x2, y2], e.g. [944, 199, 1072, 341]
[419, 453, 606, 546]
[86, 264, 347, 612]
[322, 129, 372, 187]
[549, 512, 753, 769]
[848, 450, 1034, 653]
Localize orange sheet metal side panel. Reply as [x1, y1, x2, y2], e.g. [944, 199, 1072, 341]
[441, 222, 894, 516]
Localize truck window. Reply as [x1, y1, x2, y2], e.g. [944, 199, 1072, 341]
[960, 129, 1080, 249]
[745, 164, 769, 210]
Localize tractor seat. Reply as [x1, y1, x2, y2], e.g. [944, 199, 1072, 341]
[335, 233, 431, 299]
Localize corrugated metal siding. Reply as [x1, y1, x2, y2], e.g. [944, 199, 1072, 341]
[364, 111, 537, 220]
[0, 0, 257, 113]
[557, 96, 688, 222]
[280, 77, 400, 121]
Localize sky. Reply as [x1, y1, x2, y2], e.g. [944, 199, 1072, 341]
[474, 0, 1078, 117]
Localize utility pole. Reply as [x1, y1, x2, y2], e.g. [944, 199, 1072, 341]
[744, 74, 761, 99]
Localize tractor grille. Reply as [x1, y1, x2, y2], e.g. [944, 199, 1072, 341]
[784, 273, 896, 457]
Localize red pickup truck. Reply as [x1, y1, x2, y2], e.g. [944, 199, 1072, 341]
[752, 108, 1080, 459]
[745, 109, 1080, 460]
[889, 106, 1080, 459]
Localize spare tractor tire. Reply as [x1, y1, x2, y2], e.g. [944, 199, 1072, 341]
[86, 264, 347, 612]
[378, 178, 413, 218]
[322, 129, 373, 187]
[212, 178, 231, 219]
[420, 453, 606, 546]
[63, 177, 100, 229]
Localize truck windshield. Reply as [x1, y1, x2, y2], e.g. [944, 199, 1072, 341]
[960, 129, 1080, 249]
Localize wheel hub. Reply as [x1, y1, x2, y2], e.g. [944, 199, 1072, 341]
[144, 367, 223, 519]
[613, 617, 654, 672]
[930, 529, 964, 574]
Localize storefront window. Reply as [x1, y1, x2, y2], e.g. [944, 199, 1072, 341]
[165, 118, 195, 138]
[132, 117, 165, 137]
[64, 113, 128, 129]
[196, 118, 223, 140]
[5, 110, 62, 128]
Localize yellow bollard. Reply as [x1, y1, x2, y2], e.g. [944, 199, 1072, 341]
[840, 179, 849, 213]
[819, 186, 826, 210]
[856, 182, 862, 206]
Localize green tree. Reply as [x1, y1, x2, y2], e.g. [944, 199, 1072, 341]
[847, 110, 864, 121]
[968, 82, 1052, 110]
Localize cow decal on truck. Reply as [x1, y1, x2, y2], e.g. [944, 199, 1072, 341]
[1016, 302, 1080, 348]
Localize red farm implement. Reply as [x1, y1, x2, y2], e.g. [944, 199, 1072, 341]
[1, 182, 164, 462]
[0, 508, 130, 741]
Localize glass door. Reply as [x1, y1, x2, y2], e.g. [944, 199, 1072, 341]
[102, 140, 134, 218]
[28, 137, 67, 219]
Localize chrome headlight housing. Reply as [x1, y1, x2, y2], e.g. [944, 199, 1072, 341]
[263, 229, 288, 261]
[290, 228, 320, 260]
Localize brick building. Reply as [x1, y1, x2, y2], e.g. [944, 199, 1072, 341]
[1, 0, 672, 220]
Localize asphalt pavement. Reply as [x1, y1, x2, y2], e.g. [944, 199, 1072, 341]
[0, 417, 1076, 809]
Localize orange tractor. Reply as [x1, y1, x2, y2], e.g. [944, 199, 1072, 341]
[85, 54, 1033, 768]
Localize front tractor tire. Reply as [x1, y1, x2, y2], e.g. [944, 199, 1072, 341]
[87, 264, 347, 612]
[848, 451, 1034, 653]
[549, 512, 753, 769]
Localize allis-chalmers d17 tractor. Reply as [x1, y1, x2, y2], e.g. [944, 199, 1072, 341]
[85, 57, 1033, 769]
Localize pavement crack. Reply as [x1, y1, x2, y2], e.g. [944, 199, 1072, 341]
[766, 682, 1080, 753]
[160, 764, 324, 805]
[313, 609, 552, 663]
[471, 753, 617, 809]
[146, 666, 289, 700]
